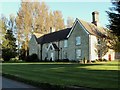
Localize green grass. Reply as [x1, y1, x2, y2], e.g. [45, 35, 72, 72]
[2, 61, 119, 89]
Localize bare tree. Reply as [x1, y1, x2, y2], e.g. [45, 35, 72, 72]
[53, 10, 65, 31]
[16, 1, 65, 58]
[95, 37, 108, 60]
[66, 17, 74, 28]
[16, 1, 33, 57]
[0, 15, 7, 42]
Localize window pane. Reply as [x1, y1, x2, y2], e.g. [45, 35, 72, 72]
[76, 49, 81, 59]
[64, 40, 68, 47]
[76, 36, 81, 45]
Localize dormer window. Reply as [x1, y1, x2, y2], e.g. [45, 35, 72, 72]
[64, 40, 68, 47]
[76, 36, 81, 45]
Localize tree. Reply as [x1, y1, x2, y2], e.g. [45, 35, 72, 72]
[107, 0, 120, 52]
[2, 15, 17, 61]
[2, 30, 17, 61]
[107, 31, 120, 52]
[66, 17, 74, 28]
[0, 15, 7, 59]
[16, 1, 33, 57]
[16, 1, 65, 59]
[53, 10, 65, 31]
[95, 37, 108, 60]
[0, 15, 7, 43]
[2, 31, 17, 61]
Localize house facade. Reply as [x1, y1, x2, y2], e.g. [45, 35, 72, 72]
[29, 11, 115, 62]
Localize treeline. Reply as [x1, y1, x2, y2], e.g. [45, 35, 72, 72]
[1, 1, 119, 62]
[0, 1, 74, 61]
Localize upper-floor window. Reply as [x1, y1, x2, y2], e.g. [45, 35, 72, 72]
[64, 40, 68, 47]
[76, 36, 81, 45]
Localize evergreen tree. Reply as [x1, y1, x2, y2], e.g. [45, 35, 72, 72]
[107, 0, 120, 52]
[2, 15, 17, 61]
[2, 30, 17, 61]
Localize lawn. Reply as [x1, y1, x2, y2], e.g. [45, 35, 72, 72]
[2, 61, 119, 89]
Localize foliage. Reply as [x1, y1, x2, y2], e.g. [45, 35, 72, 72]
[25, 53, 39, 62]
[107, 31, 120, 52]
[106, 0, 120, 51]
[2, 30, 17, 61]
[19, 48, 26, 60]
[53, 10, 65, 31]
[66, 17, 74, 28]
[95, 37, 108, 59]
[2, 15, 17, 61]
[0, 15, 7, 43]
[16, 1, 65, 57]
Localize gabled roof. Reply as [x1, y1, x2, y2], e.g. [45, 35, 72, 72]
[34, 18, 107, 44]
[79, 19, 106, 37]
[37, 28, 71, 44]
[67, 18, 107, 38]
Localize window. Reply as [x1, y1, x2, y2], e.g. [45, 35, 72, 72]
[76, 36, 81, 45]
[64, 40, 68, 47]
[76, 49, 81, 59]
[64, 52, 67, 59]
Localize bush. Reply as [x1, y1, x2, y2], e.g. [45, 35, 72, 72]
[91, 60, 96, 63]
[102, 58, 108, 62]
[10, 57, 19, 61]
[0, 58, 4, 62]
[25, 54, 39, 62]
[2, 48, 17, 61]
[70, 60, 77, 63]
[56, 59, 69, 62]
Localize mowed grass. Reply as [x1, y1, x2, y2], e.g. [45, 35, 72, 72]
[2, 61, 119, 89]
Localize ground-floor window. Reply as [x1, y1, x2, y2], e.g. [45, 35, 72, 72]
[76, 49, 81, 59]
[63, 51, 67, 59]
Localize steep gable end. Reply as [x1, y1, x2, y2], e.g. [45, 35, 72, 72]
[29, 35, 38, 45]
[67, 18, 89, 38]
[67, 18, 107, 38]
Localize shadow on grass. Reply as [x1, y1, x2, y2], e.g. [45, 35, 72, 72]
[2, 62, 119, 90]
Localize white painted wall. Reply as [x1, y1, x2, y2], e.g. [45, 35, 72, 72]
[29, 35, 39, 56]
[89, 35, 115, 61]
[89, 35, 98, 60]
[103, 49, 115, 60]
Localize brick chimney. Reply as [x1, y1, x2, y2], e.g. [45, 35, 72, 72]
[92, 11, 99, 26]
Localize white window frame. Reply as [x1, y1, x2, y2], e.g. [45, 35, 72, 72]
[76, 49, 81, 59]
[76, 36, 81, 45]
[64, 40, 68, 47]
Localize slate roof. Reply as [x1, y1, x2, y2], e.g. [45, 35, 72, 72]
[37, 28, 71, 44]
[79, 19, 107, 37]
[34, 19, 107, 44]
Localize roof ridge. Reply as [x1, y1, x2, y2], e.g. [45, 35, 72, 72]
[43, 27, 72, 36]
[37, 28, 71, 44]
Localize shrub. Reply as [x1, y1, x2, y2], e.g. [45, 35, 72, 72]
[56, 59, 69, 62]
[25, 54, 39, 62]
[102, 58, 108, 62]
[70, 60, 77, 63]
